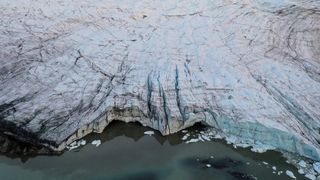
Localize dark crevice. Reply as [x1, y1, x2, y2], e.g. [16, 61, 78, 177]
[175, 66, 186, 123]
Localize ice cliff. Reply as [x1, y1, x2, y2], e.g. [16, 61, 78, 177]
[0, 0, 319, 160]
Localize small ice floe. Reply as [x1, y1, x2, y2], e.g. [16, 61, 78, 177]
[198, 136, 205, 142]
[298, 160, 307, 168]
[186, 138, 200, 144]
[251, 147, 267, 153]
[236, 142, 251, 148]
[144, 131, 154, 136]
[262, 161, 268, 165]
[69, 141, 77, 147]
[205, 164, 212, 168]
[305, 173, 316, 180]
[277, 171, 283, 175]
[214, 134, 223, 139]
[313, 162, 320, 174]
[182, 134, 189, 141]
[272, 166, 277, 171]
[67, 139, 86, 150]
[210, 156, 214, 159]
[298, 169, 305, 174]
[68, 142, 80, 150]
[250, 141, 276, 154]
[246, 162, 250, 165]
[91, 140, 101, 147]
[207, 132, 215, 136]
[201, 134, 211, 141]
[79, 139, 86, 146]
[285, 170, 296, 179]
[181, 130, 188, 133]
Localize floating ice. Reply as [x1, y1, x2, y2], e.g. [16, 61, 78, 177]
[226, 136, 237, 144]
[144, 131, 155, 136]
[313, 162, 320, 174]
[68, 144, 80, 150]
[298, 169, 305, 174]
[298, 160, 307, 168]
[181, 130, 188, 133]
[67, 139, 86, 150]
[201, 134, 211, 141]
[186, 138, 200, 144]
[285, 170, 296, 179]
[91, 140, 101, 147]
[305, 173, 316, 180]
[79, 139, 86, 146]
[214, 134, 223, 139]
[182, 134, 190, 141]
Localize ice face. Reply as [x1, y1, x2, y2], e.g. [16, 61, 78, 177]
[0, 0, 319, 161]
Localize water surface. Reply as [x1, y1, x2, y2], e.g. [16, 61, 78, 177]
[0, 122, 306, 180]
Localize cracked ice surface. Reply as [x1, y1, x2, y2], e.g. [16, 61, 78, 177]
[0, 0, 319, 159]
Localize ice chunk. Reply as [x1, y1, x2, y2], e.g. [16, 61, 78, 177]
[91, 140, 101, 147]
[181, 130, 188, 133]
[285, 170, 296, 179]
[144, 131, 154, 136]
[67, 139, 86, 150]
[182, 134, 189, 141]
[186, 138, 200, 144]
[69, 141, 77, 147]
[79, 139, 86, 146]
[201, 134, 211, 141]
[298, 160, 307, 168]
[226, 135, 237, 144]
[68, 144, 80, 150]
[313, 162, 320, 173]
[305, 173, 316, 180]
[214, 134, 223, 139]
[298, 169, 305, 174]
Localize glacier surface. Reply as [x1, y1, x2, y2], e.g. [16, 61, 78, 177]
[0, 0, 319, 160]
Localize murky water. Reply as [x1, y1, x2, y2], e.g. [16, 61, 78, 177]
[0, 122, 306, 180]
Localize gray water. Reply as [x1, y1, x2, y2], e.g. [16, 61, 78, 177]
[0, 122, 306, 180]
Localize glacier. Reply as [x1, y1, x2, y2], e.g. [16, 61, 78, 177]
[0, 0, 319, 161]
